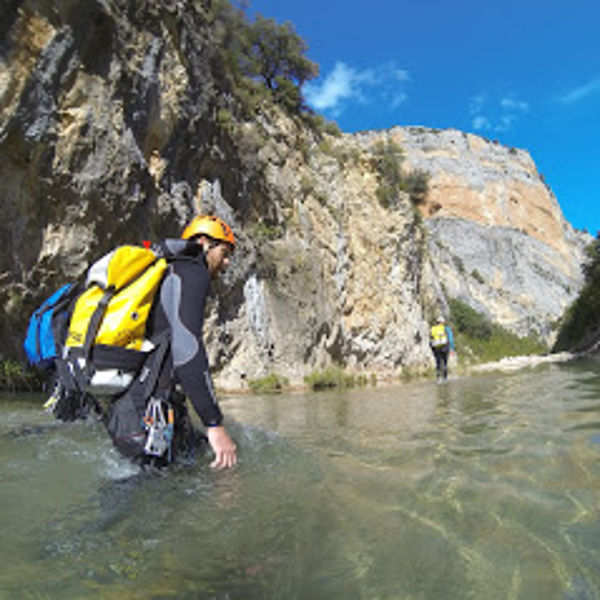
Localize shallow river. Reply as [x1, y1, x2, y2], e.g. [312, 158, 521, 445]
[2, 357, 600, 599]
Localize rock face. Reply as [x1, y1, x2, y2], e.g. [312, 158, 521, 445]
[0, 1, 589, 389]
[0, 1, 237, 355]
[355, 127, 589, 341]
[426, 217, 583, 340]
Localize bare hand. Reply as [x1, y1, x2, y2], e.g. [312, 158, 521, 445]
[207, 426, 237, 469]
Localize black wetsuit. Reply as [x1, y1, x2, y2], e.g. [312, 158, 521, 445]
[106, 243, 221, 465]
[148, 244, 223, 428]
[431, 344, 449, 380]
[105, 240, 223, 466]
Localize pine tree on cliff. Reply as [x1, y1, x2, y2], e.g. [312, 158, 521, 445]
[212, 0, 318, 113]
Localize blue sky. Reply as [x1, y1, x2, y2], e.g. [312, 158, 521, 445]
[247, 0, 600, 236]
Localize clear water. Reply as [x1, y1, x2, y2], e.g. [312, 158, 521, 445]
[2, 358, 600, 599]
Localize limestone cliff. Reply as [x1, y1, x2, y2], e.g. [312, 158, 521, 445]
[0, 1, 589, 389]
[355, 127, 589, 342]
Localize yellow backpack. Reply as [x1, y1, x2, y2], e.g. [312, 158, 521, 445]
[63, 243, 180, 396]
[65, 245, 167, 352]
[430, 324, 448, 348]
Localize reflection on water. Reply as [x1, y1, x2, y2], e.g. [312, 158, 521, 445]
[2, 358, 600, 599]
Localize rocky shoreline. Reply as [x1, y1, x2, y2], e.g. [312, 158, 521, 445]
[0, 350, 591, 395]
[467, 351, 579, 374]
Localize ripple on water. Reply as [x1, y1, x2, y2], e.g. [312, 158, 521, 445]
[3, 363, 600, 599]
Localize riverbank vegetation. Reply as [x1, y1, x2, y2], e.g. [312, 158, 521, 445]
[248, 373, 290, 394]
[449, 298, 547, 364]
[553, 235, 600, 352]
[246, 367, 378, 394]
[304, 367, 376, 392]
[0, 360, 44, 392]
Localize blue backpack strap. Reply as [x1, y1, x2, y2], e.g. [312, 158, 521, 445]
[24, 282, 79, 365]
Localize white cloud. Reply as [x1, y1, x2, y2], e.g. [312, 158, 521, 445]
[390, 91, 408, 108]
[304, 61, 410, 116]
[304, 62, 357, 111]
[377, 64, 410, 108]
[469, 92, 529, 133]
[469, 94, 486, 116]
[557, 78, 600, 104]
[500, 98, 529, 112]
[472, 115, 491, 131]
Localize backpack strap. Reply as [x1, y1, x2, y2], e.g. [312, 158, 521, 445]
[50, 283, 81, 354]
[55, 354, 81, 393]
[138, 330, 171, 401]
[82, 286, 116, 377]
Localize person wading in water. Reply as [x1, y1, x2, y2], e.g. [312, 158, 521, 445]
[429, 315, 456, 383]
[105, 215, 238, 468]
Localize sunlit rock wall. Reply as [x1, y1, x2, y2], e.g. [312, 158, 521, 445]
[355, 127, 590, 343]
[1, 0, 222, 349]
[201, 127, 438, 388]
[0, 1, 437, 388]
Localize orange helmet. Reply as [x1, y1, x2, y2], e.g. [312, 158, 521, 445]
[181, 215, 235, 247]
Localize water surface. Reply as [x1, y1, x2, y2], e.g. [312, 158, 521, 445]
[2, 358, 600, 599]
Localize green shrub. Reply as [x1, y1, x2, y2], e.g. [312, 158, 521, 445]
[471, 269, 485, 284]
[248, 373, 289, 394]
[304, 366, 355, 391]
[371, 141, 404, 208]
[322, 120, 342, 137]
[253, 221, 284, 241]
[448, 298, 547, 363]
[216, 107, 235, 133]
[375, 182, 396, 209]
[452, 255, 465, 275]
[303, 113, 342, 137]
[300, 175, 315, 197]
[355, 373, 376, 387]
[318, 138, 335, 156]
[400, 367, 417, 382]
[449, 298, 492, 340]
[400, 168, 431, 205]
[0, 360, 44, 392]
[371, 141, 430, 208]
[554, 236, 600, 351]
[315, 192, 329, 206]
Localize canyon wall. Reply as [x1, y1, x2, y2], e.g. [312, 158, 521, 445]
[355, 127, 589, 341]
[0, 1, 589, 389]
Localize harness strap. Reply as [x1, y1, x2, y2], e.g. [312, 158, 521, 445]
[139, 330, 171, 401]
[55, 355, 81, 392]
[82, 286, 115, 376]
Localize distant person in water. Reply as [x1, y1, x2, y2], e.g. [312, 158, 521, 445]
[429, 315, 455, 382]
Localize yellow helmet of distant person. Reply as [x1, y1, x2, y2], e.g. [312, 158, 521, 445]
[181, 215, 235, 248]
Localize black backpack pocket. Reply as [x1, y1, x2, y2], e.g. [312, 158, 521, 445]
[106, 388, 148, 459]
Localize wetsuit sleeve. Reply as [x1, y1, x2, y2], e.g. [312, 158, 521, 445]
[158, 260, 223, 426]
[446, 326, 455, 351]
